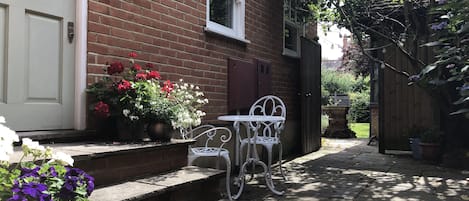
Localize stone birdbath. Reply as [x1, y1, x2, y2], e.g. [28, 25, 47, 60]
[323, 105, 356, 138]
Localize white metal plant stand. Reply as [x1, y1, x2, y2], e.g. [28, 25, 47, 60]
[217, 115, 285, 199]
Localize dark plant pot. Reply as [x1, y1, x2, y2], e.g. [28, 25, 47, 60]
[409, 138, 422, 160]
[147, 121, 173, 142]
[116, 119, 145, 142]
[419, 142, 441, 161]
[94, 117, 118, 140]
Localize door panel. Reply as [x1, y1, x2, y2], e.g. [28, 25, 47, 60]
[26, 12, 62, 102]
[0, 0, 75, 131]
[300, 37, 322, 154]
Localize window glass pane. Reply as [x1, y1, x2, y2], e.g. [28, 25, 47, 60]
[284, 23, 297, 51]
[210, 0, 233, 28]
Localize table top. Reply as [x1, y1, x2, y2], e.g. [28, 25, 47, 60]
[217, 115, 285, 122]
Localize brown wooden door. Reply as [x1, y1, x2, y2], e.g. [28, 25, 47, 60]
[300, 37, 322, 154]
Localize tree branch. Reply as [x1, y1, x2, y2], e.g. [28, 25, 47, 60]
[333, 0, 410, 78]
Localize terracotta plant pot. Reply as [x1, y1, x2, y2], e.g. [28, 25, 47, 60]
[419, 142, 441, 161]
[147, 121, 173, 142]
[116, 119, 145, 142]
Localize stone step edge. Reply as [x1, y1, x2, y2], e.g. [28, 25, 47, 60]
[10, 139, 195, 164]
[89, 166, 225, 201]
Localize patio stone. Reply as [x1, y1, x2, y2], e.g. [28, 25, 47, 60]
[228, 138, 468, 201]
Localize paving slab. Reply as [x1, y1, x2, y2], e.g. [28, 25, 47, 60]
[226, 138, 469, 201]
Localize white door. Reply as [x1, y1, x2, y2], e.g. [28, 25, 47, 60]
[0, 0, 75, 131]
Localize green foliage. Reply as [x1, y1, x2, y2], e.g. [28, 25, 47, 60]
[321, 70, 356, 95]
[351, 75, 370, 92]
[349, 91, 370, 123]
[321, 85, 330, 105]
[0, 167, 19, 199]
[321, 114, 329, 134]
[414, 0, 469, 117]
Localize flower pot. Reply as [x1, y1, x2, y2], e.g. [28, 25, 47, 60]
[409, 138, 422, 160]
[147, 121, 173, 142]
[116, 119, 145, 142]
[419, 142, 441, 161]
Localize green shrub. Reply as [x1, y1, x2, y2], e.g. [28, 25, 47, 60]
[351, 75, 370, 93]
[349, 91, 370, 123]
[321, 114, 329, 134]
[321, 70, 356, 95]
[321, 85, 330, 105]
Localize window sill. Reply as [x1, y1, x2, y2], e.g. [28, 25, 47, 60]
[282, 49, 300, 59]
[204, 26, 250, 44]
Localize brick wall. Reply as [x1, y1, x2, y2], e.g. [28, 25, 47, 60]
[87, 0, 310, 122]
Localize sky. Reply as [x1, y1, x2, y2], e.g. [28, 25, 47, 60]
[317, 23, 351, 61]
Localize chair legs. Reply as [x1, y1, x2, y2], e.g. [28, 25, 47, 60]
[278, 142, 286, 180]
[222, 154, 233, 201]
[188, 154, 198, 166]
[264, 143, 287, 181]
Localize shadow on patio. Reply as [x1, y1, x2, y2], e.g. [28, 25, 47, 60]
[228, 139, 468, 201]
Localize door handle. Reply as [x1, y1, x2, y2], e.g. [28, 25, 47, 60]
[67, 22, 74, 43]
[305, 93, 312, 97]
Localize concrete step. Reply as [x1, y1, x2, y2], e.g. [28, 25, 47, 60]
[89, 166, 225, 201]
[11, 139, 194, 186]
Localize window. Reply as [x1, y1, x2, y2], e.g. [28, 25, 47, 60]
[205, 0, 247, 43]
[283, 0, 304, 58]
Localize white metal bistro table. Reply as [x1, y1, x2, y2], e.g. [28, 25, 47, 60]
[217, 115, 285, 199]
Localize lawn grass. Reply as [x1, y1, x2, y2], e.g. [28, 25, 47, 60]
[350, 123, 370, 138]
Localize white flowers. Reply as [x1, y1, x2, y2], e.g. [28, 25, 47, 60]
[22, 138, 46, 157]
[123, 109, 131, 117]
[50, 151, 74, 166]
[0, 117, 19, 162]
[0, 116, 74, 166]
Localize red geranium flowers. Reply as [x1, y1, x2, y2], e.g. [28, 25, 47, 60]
[117, 80, 132, 93]
[94, 101, 110, 118]
[107, 62, 124, 75]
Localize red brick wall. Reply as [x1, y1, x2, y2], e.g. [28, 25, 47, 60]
[87, 0, 305, 122]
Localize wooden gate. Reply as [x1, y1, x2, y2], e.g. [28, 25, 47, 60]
[377, 44, 439, 153]
[300, 38, 322, 154]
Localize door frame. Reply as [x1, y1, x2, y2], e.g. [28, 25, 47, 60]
[74, 0, 87, 130]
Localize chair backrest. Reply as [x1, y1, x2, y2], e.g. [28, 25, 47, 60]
[192, 127, 232, 154]
[179, 124, 215, 140]
[249, 95, 286, 138]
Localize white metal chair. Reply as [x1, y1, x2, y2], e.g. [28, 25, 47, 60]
[180, 125, 233, 200]
[240, 95, 287, 180]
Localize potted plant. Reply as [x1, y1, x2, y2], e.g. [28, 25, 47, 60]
[407, 126, 424, 160]
[146, 79, 208, 142]
[87, 52, 209, 142]
[0, 117, 94, 200]
[419, 128, 443, 161]
[87, 52, 163, 141]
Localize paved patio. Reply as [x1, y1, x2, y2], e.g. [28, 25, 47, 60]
[228, 138, 469, 201]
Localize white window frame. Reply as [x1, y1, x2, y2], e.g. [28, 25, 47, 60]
[205, 0, 249, 43]
[282, 0, 304, 58]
